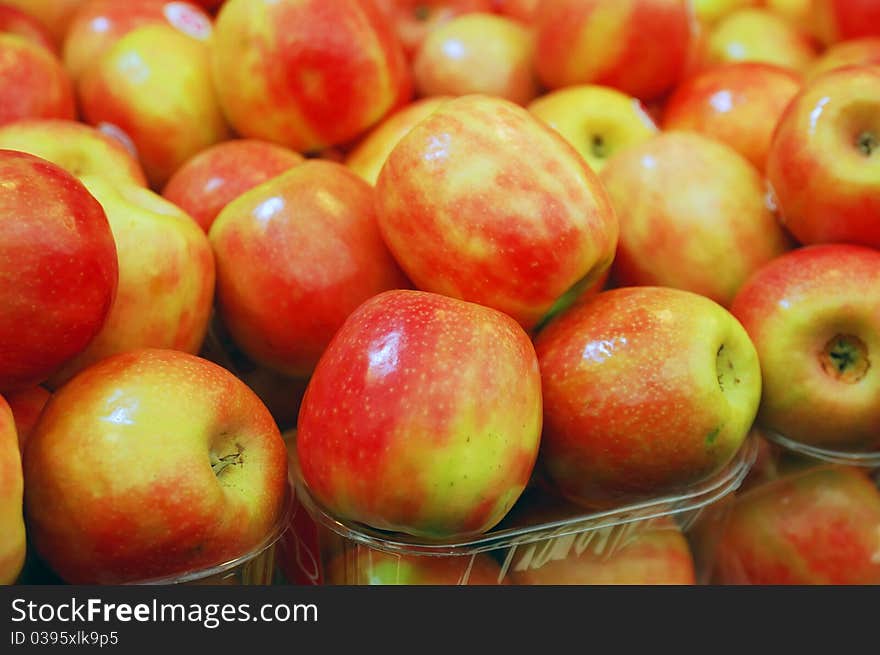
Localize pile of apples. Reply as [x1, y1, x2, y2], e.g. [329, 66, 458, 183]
[0, 0, 878, 586]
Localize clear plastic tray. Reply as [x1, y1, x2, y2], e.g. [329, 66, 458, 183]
[278, 434, 758, 585]
[762, 428, 880, 469]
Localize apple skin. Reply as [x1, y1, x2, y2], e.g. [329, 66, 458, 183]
[692, 0, 756, 25]
[345, 97, 451, 185]
[376, 94, 618, 332]
[211, 0, 411, 154]
[0, 395, 25, 585]
[715, 466, 880, 584]
[209, 160, 410, 379]
[0, 4, 57, 53]
[0, 119, 147, 187]
[375, 0, 495, 59]
[46, 176, 216, 388]
[0, 150, 118, 392]
[807, 37, 880, 80]
[600, 131, 791, 307]
[327, 550, 507, 585]
[765, 66, 880, 250]
[79, 23, 230, 188]
[62, 0, 213, 82]
[297, 289, 543, 540]
[1, 0, 86, 49]
[527, 85, 659, 173]
[4, 386, 51, 452]
[534, 286, 761, 508]
[534, 0, 694, 101]
[413, 13, 538, 106]
[810, 0, 880, 46]
[729, 244, 880, 452]
[662, 63, 802, 173]
[162, 139, 305, 233]
[24, 348, 289, 585]
[0, 34, 75, 126]
[492, 0, 539, 23]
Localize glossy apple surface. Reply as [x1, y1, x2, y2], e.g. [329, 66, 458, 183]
[297, 289, 543, 539]
[534, 286, 761, 507]
[0, 34, 75, 126]
[0, 150, 117, 391]
[0, 395, 25, 585]
[24, 348, 289, 584]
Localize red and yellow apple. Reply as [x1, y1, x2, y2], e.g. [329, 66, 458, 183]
[715, 465, 880, 584]
[765, 65, 880, 249]
[810, 0, 880, 46]
[729, 244, 880, 452]
[0, 119, 147, 187]
[600, 131, 791, 306]
[663, 62, 802, 172]
[534, 286, 761, 507]
[46, 175, 215, 388]
[412, 13, 538, 106]
[162, 139, 305, 232]
[2, 0, 87, 49]
[692, 0, 756, 25]
[0, 150, 117, 392]
[0, 395, 25, 585]
[527, 84, 659, 173]
[0, 34, 75, 126]
[492, 0, 538, 23]
[211, 0, 411, 154]
[4, 386, 50, 451]
[375, 94, 618, 331]
[79, 23, 229, 188]
[297, 289, 543, 539]
[534, 0, 694, 101]
[375, 0, 494, 59]
[327, 549, 507, 585]
[24, 348, 289, 584]
[0, 4, 56, 52]
[807, 38, 880, 80]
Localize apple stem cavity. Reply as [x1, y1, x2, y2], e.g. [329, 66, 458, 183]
[821, 335, 870, 383]
[414, 5, 430, 21]
[211, 447, 244, 478]
[590, 135, 607, 160]
[857, 131, 877, 157]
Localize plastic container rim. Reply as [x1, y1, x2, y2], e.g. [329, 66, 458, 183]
[762, 429, 880, 468]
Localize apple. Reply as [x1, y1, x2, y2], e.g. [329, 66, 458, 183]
[534, 286, 761, 508]
[534, 0, 694, 101]
[714, 465, 880, 584]
[4, 386, 50, 451]
[412, 13, 538, 106]
[375, 94, 618, 331]
[527, 84, 660, 173]
[692, 0, 756, 25]
[45, 175, 215, 388]
[508, 517, 696, 585]
[599, 131, 791, 307]
[1, 0, 87, 49]
[810, 0, 880, 46]
[492, 0, 538, 23]
[807, 37, 880, 80]
[297, 289, 543, 539]
[78, 23, 229, 188]
[0, 395, 25, 585]
[759, 0, 812, 33]
[765, 65, 880, 250]
[345, 97, 451, 185]
[327, 550, 507, 584]
[209, 160, 409, 378]
[662, 62, 802, 172]
[62, 0, 214, 82]
[0, 150, 117, 392]
[0, 119, 147, 187]
[24, 348, 289, 584]
[697, 8, 817, 73]
[0, 34, 75, 126]
[729, 244, 880, 452]
[374, 0, 494, 59]
[162, 139, 305, 233]
[0, 3, 56, 52]
[211, 0, 411, 154]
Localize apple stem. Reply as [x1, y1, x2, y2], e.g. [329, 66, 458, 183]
[211, 449, 243, 477]
[591, 135, 607, 160]
[858, 131, 877, 157]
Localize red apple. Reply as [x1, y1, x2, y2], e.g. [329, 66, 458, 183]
[62, 0, 213, 82]
[79, 23, 230, 188]
[729, 244, 880, 452]
[297, 289, 543, 539]
[0, 118, 147, 187]
[375, 94, 618, 331]
[715, 465, 880, 584]
[211, 0, 411, 154]
[162, 139, 305, 232]
[810, 0, 880, 46]
[534, 0, 694, 101]
[600, 131, 791, 307]
[0, 394, 25, 584]
[46, 175, 216, 388]
[4, 386, 50, 451]
[492, 0, 539, 23]
[412, 13, 538, 106]
[327, 549, 507, 584]
[0, 3, 56, 52]
[0, 150, 117, 392]
[24, 348, 289, 584]
[375, 0, 494, 59]
[1, 0, 87, 49]
[807, 38, 880, 80]
[0, 34, 75, 126]
[534, 286, 761, 507]
[766, 65, 880, 249]
[662, 62, 802, 173]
